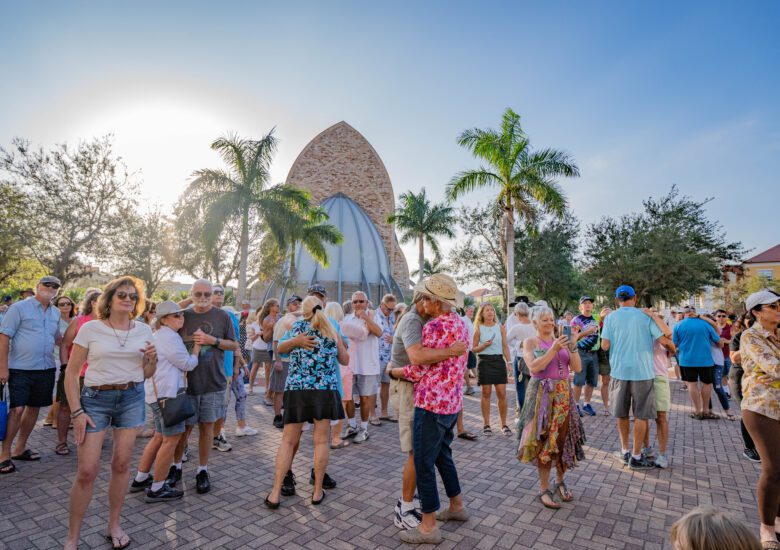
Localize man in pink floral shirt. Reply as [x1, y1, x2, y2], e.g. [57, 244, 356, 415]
[393, 274, 470, 545]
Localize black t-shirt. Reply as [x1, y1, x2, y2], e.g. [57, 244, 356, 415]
[179, 307, 236, 395]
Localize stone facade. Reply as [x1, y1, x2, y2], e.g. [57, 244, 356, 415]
[285, 121, 410, 288]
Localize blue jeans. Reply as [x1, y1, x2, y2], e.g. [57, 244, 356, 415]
[712, 364, 730, 412]
[722, 357, 732, 380]
[412, 408, 461, 513]
[513, 358, 529, 410]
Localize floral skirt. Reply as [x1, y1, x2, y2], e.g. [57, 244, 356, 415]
[516, 377, 586, 468]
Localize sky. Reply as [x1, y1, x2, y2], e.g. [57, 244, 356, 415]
[2, 1, 779, 284]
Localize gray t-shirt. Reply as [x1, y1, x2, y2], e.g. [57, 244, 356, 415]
[180, 307, 236, 395]
[389, 307, 426, 369]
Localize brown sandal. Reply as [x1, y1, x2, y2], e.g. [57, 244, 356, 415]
[55, 442, 70, 455]
[538, 489, 560, 509]
[555, 481, 573, 502]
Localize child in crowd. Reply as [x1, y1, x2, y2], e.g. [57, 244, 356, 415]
[670, 507, 761, 550]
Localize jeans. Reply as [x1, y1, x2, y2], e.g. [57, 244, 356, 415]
[80, 384, 145, 432]
[712, 364, 730, 412]
[513, 358, 530, 410]
[222, 374, 247, 421]
[722, 357, 732, 380]
[412, 407, 461, 513]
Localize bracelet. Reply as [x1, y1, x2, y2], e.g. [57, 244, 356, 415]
[70, 409, 84, 419]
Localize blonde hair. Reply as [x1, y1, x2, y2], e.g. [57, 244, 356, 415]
[97, 276, 145, 320]
[474, 303, 496, 331]
[257, 299, 279, 324]
[670, 507, 760, 550]
[302, 296, 336, 341]
[531, 306, 555, 326]
[324, 301, 344, 322]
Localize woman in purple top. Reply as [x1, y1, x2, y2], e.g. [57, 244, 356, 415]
[516, 306, 585, 510]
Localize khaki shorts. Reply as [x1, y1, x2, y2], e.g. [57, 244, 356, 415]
[654, 376, 670, 413]
[390, 378, 415, 453]
[608, 378, 656, 420]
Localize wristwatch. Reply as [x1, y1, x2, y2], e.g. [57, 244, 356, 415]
[214, 338, 221, 348]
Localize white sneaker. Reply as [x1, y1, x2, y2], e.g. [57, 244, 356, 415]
[212, 434, 232, 452]
[655, 453, 669, 469]
[352, 428, 369, 444]
[341, 426, 358, 440]
[235, 426, 258, 437]
[394, 500, 422, 530]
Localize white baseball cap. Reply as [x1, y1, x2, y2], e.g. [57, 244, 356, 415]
[745, 289, 780, 312]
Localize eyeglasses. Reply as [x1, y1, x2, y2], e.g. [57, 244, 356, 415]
[115, 291, 139, 302]
[762, 302, 780, 311]
[194, 291, 212, 298]
[352, 299, 366, 304]
[213, 290, 224, 295]
[42, 282, 60, 289]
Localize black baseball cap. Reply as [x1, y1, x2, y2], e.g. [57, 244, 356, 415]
[579, 296, 594, 304]
[286, 295, 302, 305]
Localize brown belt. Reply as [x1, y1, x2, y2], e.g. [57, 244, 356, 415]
[88, 382, 137, 391]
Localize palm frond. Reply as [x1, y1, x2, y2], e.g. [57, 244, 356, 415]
[446, 169, 501, 201]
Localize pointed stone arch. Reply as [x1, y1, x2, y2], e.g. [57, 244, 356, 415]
[285, 121, 410, 288]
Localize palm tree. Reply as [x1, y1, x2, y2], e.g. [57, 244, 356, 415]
[183, 130, 311, 303]
[447, 108, 579, 314]
[387, 188, 455, 283]
[275, 205, 343, 282]
[410, 255, 446, 279]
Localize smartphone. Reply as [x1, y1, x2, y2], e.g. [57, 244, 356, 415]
[563, 325, 572, 340]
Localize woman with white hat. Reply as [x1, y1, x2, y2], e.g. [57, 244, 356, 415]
[130, 300, 200, 503]
[739, 289, 780, 548]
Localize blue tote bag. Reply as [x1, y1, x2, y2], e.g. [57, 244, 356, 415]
[0, 384, 8, 441]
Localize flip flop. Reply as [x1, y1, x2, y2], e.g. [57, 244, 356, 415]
[457, 432, 478, 441]
[12, 449, 41, 461]
[105, 533, 131, 550]
[0, 459, 16, 474]
[330, 441, 350, 449]
[379, 415, 398, 422]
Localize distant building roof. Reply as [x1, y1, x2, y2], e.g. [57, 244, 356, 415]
[468, 288, 491, 298]
[745, 243, 780, 264]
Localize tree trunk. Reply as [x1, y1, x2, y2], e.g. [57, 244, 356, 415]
[236, 206, 249, 305]
[417, 234, 425, 283]
[289, 242, 298, 287]
[504, 208, 515, 318]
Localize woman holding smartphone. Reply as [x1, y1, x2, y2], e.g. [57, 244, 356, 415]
[473, 303, 512, 436]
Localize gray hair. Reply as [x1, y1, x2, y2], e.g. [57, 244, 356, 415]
[514, 302, 530, 316]
[324, 301, 344, 322]
[191, 279, 213, 292]
[531, 305, 555, 325]
[351, 290, 367, 300]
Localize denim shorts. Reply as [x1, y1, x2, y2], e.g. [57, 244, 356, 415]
[149, 401, 186, 437]
[573, 350, 599, 387]
[80, 384, 146, 432]
[185, 391, 223, 426]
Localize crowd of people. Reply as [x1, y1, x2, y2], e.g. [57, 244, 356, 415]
[0, 274, 778, 548]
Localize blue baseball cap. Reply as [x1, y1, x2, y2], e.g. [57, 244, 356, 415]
[615, 285, 635, 299]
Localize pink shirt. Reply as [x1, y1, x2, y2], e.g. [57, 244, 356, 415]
[531, 339, 571, 380]
[403, 312, 470, 415]
[652, 341, 670, 377]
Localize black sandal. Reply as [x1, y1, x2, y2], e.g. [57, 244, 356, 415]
[457, 432, 478, 441]
[501, 425, 513, 436]
[264, 495, 280, 509]
[105, 533, 131, 550]
[12, 449, 41, 461]
[312, 489, 326, 505]
[0, 459, 16, 474]
[482, 426, 492, 435]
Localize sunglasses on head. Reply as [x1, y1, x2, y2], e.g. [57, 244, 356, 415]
[42, 282, 60, 289]
[194, 291, 212, 298]
[115, 291, 139, 302]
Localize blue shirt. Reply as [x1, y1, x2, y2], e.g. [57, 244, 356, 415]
[673, 318, 719, 367]
[223, 311, 240, 377]
[0, 297, 62, 371]
[601, 307, 663, 381]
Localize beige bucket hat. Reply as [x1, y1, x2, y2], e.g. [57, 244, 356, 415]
[413, 274, 464, 309]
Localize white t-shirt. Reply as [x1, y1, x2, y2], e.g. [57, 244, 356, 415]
[343, 313, 380, 376]
[461, 315, 475, 342]
[507, 321, 536, 361]
[248, 321, 266, 350]
[74, 320, 153, 386]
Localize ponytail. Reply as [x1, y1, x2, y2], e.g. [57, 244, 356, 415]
[302, 296, 336, 342]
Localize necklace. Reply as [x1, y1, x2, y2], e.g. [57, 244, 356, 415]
[107, 319, 133, 348]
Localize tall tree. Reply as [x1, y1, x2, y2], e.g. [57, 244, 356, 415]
[0, 181, 31, 284]
[448, 205, 508, 300]
[0, 136, 138, 284]
[447, 108, 579, 313]
[411, 255, 447, 279]
[276, 205, 343, 283]
[583, 186, 744, 306]
[180, 130, 311, 303]
[113, 209, 176, 296]
[387, 187, 455, 282]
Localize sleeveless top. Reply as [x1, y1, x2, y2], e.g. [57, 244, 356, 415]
[478, 323, 503, 355]
[531, 338, 571, 380]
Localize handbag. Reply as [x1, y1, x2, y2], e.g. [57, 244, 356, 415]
[151, 374, 195, 428]
[0, 384, 9, 441]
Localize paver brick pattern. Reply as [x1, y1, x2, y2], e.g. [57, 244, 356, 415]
[0, 380, 760, 549]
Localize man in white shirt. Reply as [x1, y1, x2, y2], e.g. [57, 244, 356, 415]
[506, 302, 536, 416]
[343, 291, 382, 443]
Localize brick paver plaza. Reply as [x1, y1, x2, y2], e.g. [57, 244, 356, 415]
[0, 380, 760, 549]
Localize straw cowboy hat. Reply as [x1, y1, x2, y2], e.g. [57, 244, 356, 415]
[413, 274, 465, 309]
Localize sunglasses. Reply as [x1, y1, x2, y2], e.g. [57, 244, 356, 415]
[213, 290, 224, 295]
[42, 282, 60, 289]
[57, 301, 73, 307]
[352, 299, 366, 304]
[762, 302, 780, 311]
[716, 314, 726, 318]
[166, 312, 184, 319]
[194, 291, 212, 298]
[115, 291, 139, 302]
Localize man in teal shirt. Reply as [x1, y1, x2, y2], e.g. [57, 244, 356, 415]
[601, 285, 669, 470]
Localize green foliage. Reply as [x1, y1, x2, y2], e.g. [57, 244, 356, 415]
[0, 136, 138, 284]
[113, 209, 176, 296]
[447, 108, 578, 310]
[410, 256, 447, 279]
[583, 186, 744, 306]
[0, 257, 47, 297]
[0, 181, 32, 285]
[388, 187, 455, 282]
[515, 213, 585, 315]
